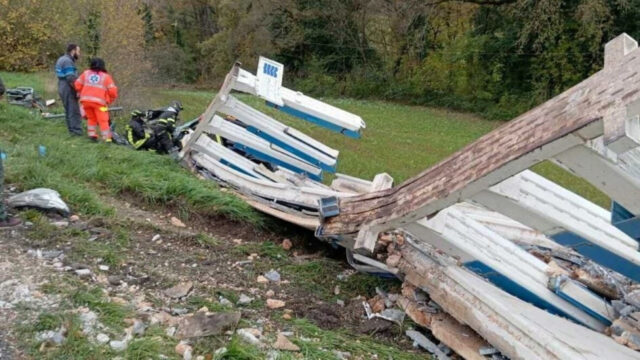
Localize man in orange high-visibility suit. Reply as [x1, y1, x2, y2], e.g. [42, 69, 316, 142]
[75, 58, 118, 142]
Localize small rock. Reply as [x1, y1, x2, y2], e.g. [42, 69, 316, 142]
[79, 310, 98, 335]
[171, 217, 186, 228]
[264, 270, 281, 282]
[337, 299, 345, 307]
[172, 308, 189, 316]
[108, 276, 123, 286]
[257, 276, 269, 284]
[333, 350, 352, 359]
[98, 265, 109, 271]
[334, 285, 340, 295]
[265, 290, 275, 297]
[110, 340, 128, 352]
[184, 347, 193, 360]
[232, 238, 243, 245]
[70, 215, 80, 222]
[164, 281, 193, 299]
[175, 311, 241, 339]
[51, 220, 69, 228]
[152, 311, 178, 326]
[196, 356, 204, 360]
[166, 326, 177, 337]
[25, 221, 34, 227]
[282, 313, 292, 320]
[175, 341, 192, 356]
[41, 250, 63, 259]
[238, 294, 253, 305]
[37, 329, 66, 345]
[237, 328, 262, 347]
[266, 299, 285, 309]
[281, 239, 292, 250]
[96, 333, 110, 344]
[219, 296, 233, 307]
[75, 269, 92, 277]
[379, 309, 406, 324]
[152, 234, 161, 242]
[214, 347, 228, 356]
[111, 297, 128, 305]
[273, 333, 300, 351]
[132, 320, 146, 336]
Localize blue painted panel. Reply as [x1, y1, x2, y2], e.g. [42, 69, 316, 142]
[614, 217, 640, 242]
[611, 202, 640, 242]
[245, 125, 337, 173]
[553, 288, 611, 326]
[551, 231, 640, 282]
[266, 101, 362, 139]
[464, 261, 590, 326]
[231, 143, 323, 181]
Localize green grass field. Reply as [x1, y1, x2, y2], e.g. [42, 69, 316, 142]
[0, 71, 610, 217]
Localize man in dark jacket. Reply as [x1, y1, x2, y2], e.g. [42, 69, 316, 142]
[55, 44, 83, 136]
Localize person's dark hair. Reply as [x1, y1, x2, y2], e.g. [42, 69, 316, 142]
[66, 43, 79, 54]
[90, 58, 107, 73]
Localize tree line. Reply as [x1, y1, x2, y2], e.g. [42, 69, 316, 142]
[1, 0, 639, 119]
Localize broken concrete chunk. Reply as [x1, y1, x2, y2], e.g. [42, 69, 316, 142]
[625, 290, 640, 308]
[75, 269, 92, 277]
[219, 296, 233, 307]
[96, 333, 110, 344]
[175, 311, 241, 339]
[238, 294, 253, 305]
[171, 217, 186, 228]
[332, 350, 352, 359]
[266, 299, 286, 309]
[379, 309, 405, 324]
[273, 333, 300, 351]
[264, 270, 281, 282]
[282, 239, 293, 250]
[8, 188, 70, 216]
[236, 328, 262, 347]
[406, 330, 450, 360]
[36, 328, 66, 345]
[175, 341, 192, 356]
[257, 275, 269, 284]
[110, 340, 128, 352]
[132, 319, 146, 336]
[164, 281, 193, 299]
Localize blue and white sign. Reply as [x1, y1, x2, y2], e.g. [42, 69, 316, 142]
[256, 56, 284, 106]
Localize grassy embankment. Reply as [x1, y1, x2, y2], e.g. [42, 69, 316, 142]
[0, 71, 609, 213]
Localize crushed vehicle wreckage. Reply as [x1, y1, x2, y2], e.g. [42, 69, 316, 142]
[177, 35, 640, 359]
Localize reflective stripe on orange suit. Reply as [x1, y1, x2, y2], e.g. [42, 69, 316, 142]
[74, 70, 118, 105]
